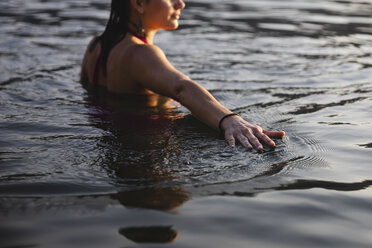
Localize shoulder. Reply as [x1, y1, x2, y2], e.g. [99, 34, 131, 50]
[87, 36, 100, 52]
[130, 44, 167, 63]
[128, 44, 174, 74]
[81, 36, 100, 78]
[82, 36, 101, 61]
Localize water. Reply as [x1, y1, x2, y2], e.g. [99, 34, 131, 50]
[1, 0, 371, 247]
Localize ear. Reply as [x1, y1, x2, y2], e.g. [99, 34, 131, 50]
[130, 0, 145, 14]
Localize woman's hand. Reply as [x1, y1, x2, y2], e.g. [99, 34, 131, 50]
[220, 115, 285, 152]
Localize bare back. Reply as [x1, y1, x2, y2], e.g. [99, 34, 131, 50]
[81, 34, 153, 95]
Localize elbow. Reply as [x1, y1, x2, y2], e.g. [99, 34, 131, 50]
[174, 83, 186, 103]
[172, 79, 198, 104]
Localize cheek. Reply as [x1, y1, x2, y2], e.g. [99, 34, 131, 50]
[152, 1, 171, 15]
[155, 7, 174, 25]
[146, 1, 177, 29]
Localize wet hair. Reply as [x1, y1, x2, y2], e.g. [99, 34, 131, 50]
[89, 0, 131, 71]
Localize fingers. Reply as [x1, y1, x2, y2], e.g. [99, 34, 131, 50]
[225, 129, 284, 151]
[242, 129, 262, 151]
[226, 129, 262, 151]
[237, 133, 253, 150]
[263, 130, 286, 138]
[255, 131, 276, 147]
[224, 132, 236, 148]
[225, 131, 254, 150]
[223, 121, 285, 151]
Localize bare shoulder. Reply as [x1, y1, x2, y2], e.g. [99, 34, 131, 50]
[81, 36, 100, 78]
[83, 36, 100, 59]
[129, 44, 169, 67]
[125, 42, 191, 99]
[126, 43, 179, 84]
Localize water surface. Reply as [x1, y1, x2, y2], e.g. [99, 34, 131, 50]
[1, 0, 372, 247]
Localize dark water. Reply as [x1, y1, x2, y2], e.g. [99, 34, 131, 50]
[1, 0, 372, 247]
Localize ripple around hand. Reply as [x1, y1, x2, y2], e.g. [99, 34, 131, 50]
[162, 114, 331, 196]
[285, 131, 329, 154]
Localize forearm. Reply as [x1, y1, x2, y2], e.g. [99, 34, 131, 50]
[175, 79, 233, 130]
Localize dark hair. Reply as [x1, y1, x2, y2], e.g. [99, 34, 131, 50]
[90, 0, 131, 72]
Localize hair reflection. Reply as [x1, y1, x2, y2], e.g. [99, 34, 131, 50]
[119, 226, 178, 243]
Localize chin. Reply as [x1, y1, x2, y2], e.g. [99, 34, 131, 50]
[164, 19, 179, 30]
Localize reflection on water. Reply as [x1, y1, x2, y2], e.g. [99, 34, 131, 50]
[114, 187, 189, 211]
[1, 0, 372, 247]
[119, 226, 178, 243]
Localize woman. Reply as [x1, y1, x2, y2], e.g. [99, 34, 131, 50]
[81, 0, 285, 152]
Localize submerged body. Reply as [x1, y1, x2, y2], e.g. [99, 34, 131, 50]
[81, 0, 285, 151]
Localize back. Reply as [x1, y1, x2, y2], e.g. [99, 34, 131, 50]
[81, 35, 153, 95]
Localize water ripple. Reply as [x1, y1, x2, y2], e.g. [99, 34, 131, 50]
[0, 0, 371, 207]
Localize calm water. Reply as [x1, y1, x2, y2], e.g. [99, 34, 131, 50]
[1, 0, 372, 247]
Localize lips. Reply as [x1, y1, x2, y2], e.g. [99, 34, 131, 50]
[172, 13, 180, 20]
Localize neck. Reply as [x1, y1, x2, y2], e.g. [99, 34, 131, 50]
[144, 30, 156, 44]
[128, 19, 157, 44]
[128, 30, 147, 44]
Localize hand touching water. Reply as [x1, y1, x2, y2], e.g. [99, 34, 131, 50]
[220, 114, 285, 152]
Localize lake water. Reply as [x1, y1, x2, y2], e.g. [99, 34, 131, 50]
[1, 0, 372, 247]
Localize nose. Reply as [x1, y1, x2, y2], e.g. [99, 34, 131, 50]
[174, 0, 186, 10]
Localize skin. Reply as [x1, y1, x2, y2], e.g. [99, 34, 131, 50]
[81, 0, 285, 152]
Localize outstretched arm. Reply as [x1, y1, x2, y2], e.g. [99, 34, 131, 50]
[130, 45, 285, 151]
